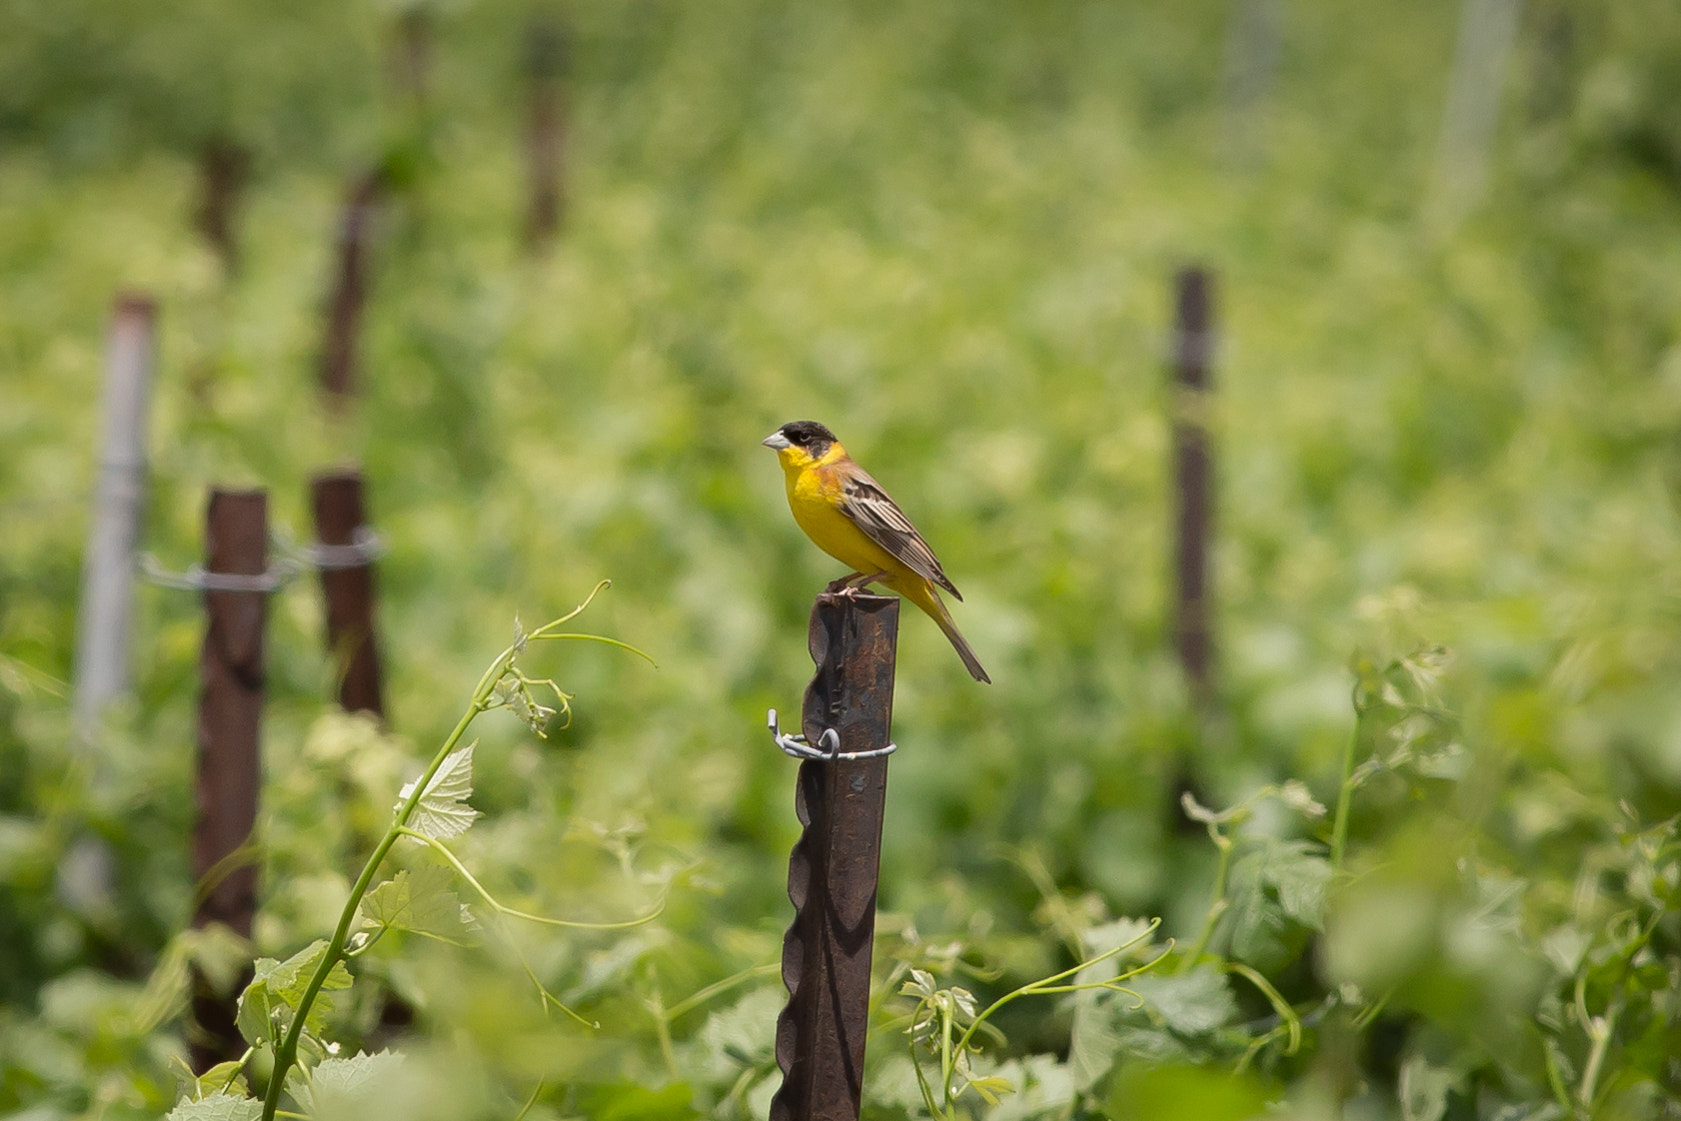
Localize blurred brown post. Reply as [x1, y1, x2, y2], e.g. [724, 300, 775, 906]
[394, 6, 433, 112]
[1172, 267, 1215, 704]
[191, 488, 268, 1071]
[311, 470, 385, 719]
[318, 172, 385, 404]
[195, 138, 251, 276]
[770, 594, 899, 1121]
[524, 17, 570, 250]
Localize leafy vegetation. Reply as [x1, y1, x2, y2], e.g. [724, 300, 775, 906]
[4, 0, 1681, 1118]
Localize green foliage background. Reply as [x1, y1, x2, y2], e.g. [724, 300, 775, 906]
[4, 0, 1681, 1117]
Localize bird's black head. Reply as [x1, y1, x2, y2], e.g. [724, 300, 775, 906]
[762, 420, 838, 460]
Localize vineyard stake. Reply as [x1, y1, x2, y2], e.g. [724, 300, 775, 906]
[194, 137, 251, 276]
[190, 488, 269, 1071]
[1172, 267, 1215, 704]
[524, 17, 570, 251]
[1218, 0, 1284, 170]
[72, 293, 157, 740]
[318, 171, 385, 404]
[769, 593, 900, 1121]
[1424, 0, 1522, 232]
[310, 470, 386, 719]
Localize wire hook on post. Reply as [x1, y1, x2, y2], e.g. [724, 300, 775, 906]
[767, 708, 897, 761]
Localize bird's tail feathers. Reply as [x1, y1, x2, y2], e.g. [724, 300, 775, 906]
[899, 578, 992, 685]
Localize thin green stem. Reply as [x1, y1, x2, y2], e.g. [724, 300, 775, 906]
[661, 962, 781, 1022]
[949, 928, 1167, 1069]
[512, 1081, 545, 1121]
[513, 941, 598, 1029]
[1225, 962, 1301, 1055]
[1539, 1034, 1573, 1115]
[644, 981, 680, 1080]
[398, 828, 665, 929]
[938, 1001, 955, 1111]
[531, 631, 657, 666]
[1182, 837, 1234, 967]
[910, 1040, 943, 1119]
[343, 925, 388, 958]
[1579, 997, 1621, 1110]
[1330, 692, 1363, 873]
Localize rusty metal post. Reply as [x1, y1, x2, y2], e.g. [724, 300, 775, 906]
[1172, 267, 1215, 704]
[524, 17, 569, 251]
[73, 293, 156, 741]
[190, 488, 268, 1071]
[310, 469, 385, 719]
[318, 172, 385, 404]
[771, 593, 899, 1121]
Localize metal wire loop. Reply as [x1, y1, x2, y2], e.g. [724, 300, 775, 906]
[279, 526, 386, 571]
[767, 708, 897, 761]
[138, 553, 303, 593]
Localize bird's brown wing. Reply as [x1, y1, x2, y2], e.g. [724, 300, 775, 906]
[837, 463, 962, 599]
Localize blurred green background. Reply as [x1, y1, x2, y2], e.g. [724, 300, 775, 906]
[4, 0, 1681, 1117]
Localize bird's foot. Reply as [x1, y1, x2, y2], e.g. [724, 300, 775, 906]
[834, 571, 890, 599]
[824, 572, 865, 594]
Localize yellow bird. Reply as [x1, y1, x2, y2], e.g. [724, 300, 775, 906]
[762, 420, 991, 684]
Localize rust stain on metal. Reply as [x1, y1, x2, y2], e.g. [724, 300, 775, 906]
[771, 592, 899, 1121]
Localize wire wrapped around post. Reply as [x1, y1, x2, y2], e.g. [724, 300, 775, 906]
[769, 592, 899, 1121]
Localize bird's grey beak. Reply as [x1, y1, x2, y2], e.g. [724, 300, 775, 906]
[762, 431, 791, 450]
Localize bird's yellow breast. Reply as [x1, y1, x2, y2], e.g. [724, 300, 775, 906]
[781, 450, 900, 576]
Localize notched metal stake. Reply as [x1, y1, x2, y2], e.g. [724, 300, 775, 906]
[769, 592, 899, 1121]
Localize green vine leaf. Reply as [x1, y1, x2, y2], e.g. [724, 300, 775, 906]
[236, 939, 354, 1045]
[360, 865, 475, 940]
[397, 742, 481, 839]
[968, 1074, 1015, 1105]
[164, 1093, 263, 1121]
[1128, 966, 1236, 1036]
[194, 1061, 249, 1098]
[1225, 840, 1333, 968]
[293, 1050, 407, 1118]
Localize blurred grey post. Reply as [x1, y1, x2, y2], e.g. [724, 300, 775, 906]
[770, 594, 899, 1121]
[393, 3, 433, 112]
[1423, 0, 1524, 233]
[1219, 0, 1285, 171]
[1525, 1, 1575, 123]
[524, 16, 570, 251]
[72, 293, 157, 741]
[311, 470, 386, 719]
[191, 488, 269, 1071]
[1172, 267, 1215, 704]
